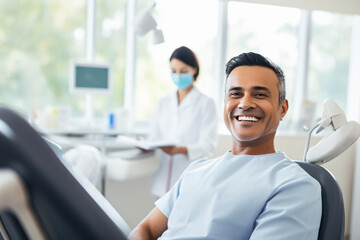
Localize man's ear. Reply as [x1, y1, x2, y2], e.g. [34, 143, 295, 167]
[280, 99, 289, 121]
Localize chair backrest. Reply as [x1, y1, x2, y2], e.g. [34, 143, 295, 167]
[43, 138, 64, 160]
[0, 107, 130, 239]
[296, 161, 345, 240]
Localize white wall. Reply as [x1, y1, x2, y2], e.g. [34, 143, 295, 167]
[351, 142, 360, 240]
[348, 15, 360, 240]
[234, 0, 360, 15]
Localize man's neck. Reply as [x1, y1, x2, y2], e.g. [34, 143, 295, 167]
[231, 134, 276, 155]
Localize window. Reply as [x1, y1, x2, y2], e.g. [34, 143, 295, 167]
[0, 0, 355, 133]
[227, 2, 301, 125]
[308, 11, 352, 113]
[0, 0, 86, 117]
[134, 0, 218, 121]
[93, 0, 127, 117]
[0, 0, 127, 123]
[226, 2, 354, 130]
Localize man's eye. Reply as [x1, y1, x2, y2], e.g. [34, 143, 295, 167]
[255, 93, 267, 98]
[229, 92, 242, 97]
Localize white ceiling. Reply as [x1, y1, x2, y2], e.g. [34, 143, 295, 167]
[232, 0, 360, 15]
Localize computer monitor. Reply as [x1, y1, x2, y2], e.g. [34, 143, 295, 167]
[69, 61, 113, 126]
[70, 62, 112, 94]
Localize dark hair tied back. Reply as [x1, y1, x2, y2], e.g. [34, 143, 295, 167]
[170, 46, 200, 81]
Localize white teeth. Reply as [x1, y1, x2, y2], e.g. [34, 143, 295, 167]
[237, 116, 259, 122]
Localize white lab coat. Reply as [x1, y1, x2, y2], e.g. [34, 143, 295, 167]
[148, 87, 218, 197]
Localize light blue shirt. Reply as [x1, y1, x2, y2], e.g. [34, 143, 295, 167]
[156, 151, 322, 240]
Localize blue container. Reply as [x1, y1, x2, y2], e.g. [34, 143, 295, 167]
[109, 113, 115, 129]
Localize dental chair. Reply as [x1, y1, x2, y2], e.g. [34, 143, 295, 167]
[0, 107, 130, 239]
[295, 162, 344, 240]
[298, 99, 360, 240]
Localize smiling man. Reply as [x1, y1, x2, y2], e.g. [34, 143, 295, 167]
[130, 52, 322, 240]
[224, 56, 288, 155]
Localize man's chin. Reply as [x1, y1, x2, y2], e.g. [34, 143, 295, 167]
[229, 128, 259, 142]
[230, 127, 277, 144]
[232, 134, 258, 142]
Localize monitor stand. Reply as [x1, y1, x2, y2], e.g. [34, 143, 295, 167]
[84, 94, 95, 128]
[76, 94, 103, 132]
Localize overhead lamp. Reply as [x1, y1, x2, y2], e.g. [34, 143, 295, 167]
[152, 28, 164, 44]
[303, 99, 360, 164]
[135, 3, 164, 44]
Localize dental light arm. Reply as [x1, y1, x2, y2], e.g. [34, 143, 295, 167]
[303, 99, 360, 164]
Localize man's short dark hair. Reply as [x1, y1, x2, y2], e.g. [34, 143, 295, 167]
[225, 52, 286, 104]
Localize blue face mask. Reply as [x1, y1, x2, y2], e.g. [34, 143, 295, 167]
[171, 73, 194, 90]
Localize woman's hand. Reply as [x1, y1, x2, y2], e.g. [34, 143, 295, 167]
[160, 146, 188, 156]
[137, 147, 152, 153]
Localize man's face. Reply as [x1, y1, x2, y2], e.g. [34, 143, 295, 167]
[223, 66, 288, 144]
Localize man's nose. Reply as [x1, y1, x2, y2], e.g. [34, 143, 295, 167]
[237, 94, 256, 110]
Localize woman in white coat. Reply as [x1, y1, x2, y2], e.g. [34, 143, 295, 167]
[148, 46, 218, 197]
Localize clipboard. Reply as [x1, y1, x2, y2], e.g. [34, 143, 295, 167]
[116, 136, 177, 150]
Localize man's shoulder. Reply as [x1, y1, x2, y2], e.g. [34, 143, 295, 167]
[273, 156, 321, 191]
[251, 152, 320, 188]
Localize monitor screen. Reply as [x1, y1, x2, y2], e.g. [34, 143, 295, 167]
[70, 62, 112, 94]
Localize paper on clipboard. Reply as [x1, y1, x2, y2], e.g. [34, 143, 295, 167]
[116, 135, 177, 150]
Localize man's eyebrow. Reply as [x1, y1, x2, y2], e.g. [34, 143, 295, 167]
[253, 86, 272, 94]
[228, 87, 243, 91]
[228, 86, 271, 93]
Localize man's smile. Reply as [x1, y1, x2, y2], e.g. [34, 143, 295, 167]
[231, 109, 265, 123]
[236, 115, 260, 122]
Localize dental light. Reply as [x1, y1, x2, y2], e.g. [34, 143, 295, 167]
[135, 3, 164, 44]
[303, 99, 360, 164]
